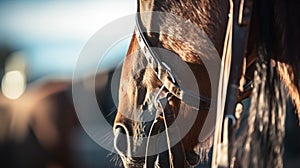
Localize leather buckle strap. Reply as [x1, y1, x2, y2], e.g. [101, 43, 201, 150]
[212, 0, 254, 167]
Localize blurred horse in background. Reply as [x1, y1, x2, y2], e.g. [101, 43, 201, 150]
[0, 70, 117, 168]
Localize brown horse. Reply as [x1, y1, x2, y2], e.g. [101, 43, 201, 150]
[113, 0, 300, 167]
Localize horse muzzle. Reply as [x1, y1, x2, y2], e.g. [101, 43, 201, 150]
[114, 125, 146, 168]
[114, 125, 129, 157]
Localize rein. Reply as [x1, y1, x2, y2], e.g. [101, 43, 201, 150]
[212, 0, 254, 167]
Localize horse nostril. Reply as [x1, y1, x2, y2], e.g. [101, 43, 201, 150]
[186, 151, 200, 166]
[114, 126, 129, 156]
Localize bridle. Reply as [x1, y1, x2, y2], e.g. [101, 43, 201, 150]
[135, 9, 213, 167]
[135, 15, 212, 111]
[135, 11, 212, 167]
[133, 0, 254, 167]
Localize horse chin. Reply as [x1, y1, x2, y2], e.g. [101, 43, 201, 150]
[186, 151, 200, 166]
[120, 154, 164, 168]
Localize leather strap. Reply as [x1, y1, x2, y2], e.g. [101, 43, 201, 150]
[135, 16, 212, 110]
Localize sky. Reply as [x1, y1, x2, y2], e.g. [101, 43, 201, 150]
[0, 0, 136, 80]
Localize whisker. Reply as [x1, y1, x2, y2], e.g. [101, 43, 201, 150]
[105, 106, 117, 118]
[108, 152, 123, 167]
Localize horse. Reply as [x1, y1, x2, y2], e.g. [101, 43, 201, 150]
[113, 0, 300, 167]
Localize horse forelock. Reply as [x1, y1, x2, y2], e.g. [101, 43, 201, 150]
[230, 1, 300, 167]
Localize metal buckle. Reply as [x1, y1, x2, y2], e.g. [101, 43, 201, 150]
[216, 114, 236, 167]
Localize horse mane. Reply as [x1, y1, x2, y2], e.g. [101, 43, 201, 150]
[275, 0, 300, 119]
[231, 0, 300, 167]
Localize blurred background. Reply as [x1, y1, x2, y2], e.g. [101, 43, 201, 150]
[0, 0, 135, 167]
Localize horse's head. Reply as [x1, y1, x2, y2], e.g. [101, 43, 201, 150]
[112, 0, 300, 167]
[113, 35, 214, 168]
[113, 0, 229, 167]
